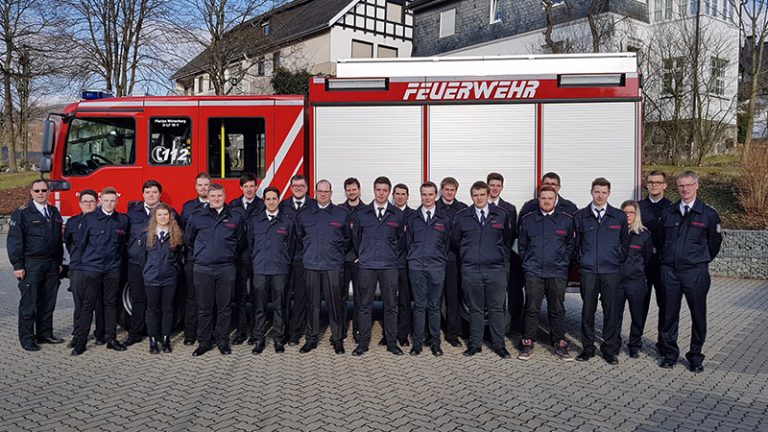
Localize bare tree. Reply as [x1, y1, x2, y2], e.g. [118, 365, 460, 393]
[538, 0, 631, 55]
[735, 1, 768, 152]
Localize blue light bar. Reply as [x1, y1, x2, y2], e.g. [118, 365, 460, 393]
[81, 89, 114, 100]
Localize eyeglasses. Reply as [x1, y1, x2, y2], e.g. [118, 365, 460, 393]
[677, 183, 697, 189]
[647, 181, 666, 185]
[33, 189, 48, 193]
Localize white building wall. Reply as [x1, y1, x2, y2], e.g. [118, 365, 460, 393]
[329, 26, 413, 61]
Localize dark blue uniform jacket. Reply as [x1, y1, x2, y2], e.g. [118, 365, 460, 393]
[405, 206, 452, 271]
[574, 204, 630, 274]
[638, 197, 672, 264]
[248, 211, 295, 275]
[142, 231, 182, 286]
[398, 206, 416, 269]
[435, 197, 468, 262]
[451, 205, 513, 272]
[519, 195, 578, 219]
[296, 203, 351, 271]
[127, 201, 182, 265]
[184, 205, 245, 271]
[79, 209, 129, 274]
[64, 213, 87, 271]
[518, 210, 575, 279]
[339, 200, 366, 263]
[353, 203, 405, 270]
[279, 197, 315, 262]
[660, 200, 722, 271]
[8, 201, 64, 270]
[622, 229, 653, 281]
[181, 198, 208, 261]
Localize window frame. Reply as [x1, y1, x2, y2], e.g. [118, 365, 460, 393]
[148, 117, 193, 167]
[207, 117, 267, 180]
[351, 39, 374, 58]
[62, 116, 137, 176]
[490, 0, 502, 24]
[439, 9, 456, 38]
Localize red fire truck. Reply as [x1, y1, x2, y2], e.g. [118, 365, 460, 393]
[39, 53, 642, 326]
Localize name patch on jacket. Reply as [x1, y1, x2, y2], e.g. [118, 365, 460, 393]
[386, 221, 399, 228]
[630, 244, 642, 250]
[115, 229, 126, 235]
[608, 225, 621, 230]
[691, 221, 706, 228]
[434, 223, 446, 232]
[329, 221, 343, 228]
[224, 223, 237, 229]
[277, 228, 289, 235]
[491, 222, 503, 229]
[555, 229, 568, 236]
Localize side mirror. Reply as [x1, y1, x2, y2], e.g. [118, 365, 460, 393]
[39, 157, 51, 173]
[42, 119, 55, 155]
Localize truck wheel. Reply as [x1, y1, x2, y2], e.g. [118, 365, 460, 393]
[117, 281, 132, 331]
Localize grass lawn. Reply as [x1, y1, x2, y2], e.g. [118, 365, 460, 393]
[0, 171, 43, 190]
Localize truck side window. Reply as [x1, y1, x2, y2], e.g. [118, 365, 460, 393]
[149, 118, 192, 165]
[63, 117, 136, 176]
[208, 118, 266, 179]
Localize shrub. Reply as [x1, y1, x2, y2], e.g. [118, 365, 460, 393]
[737, 144, 768, 224]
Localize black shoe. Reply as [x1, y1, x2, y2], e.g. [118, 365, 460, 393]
[387, 345, 404, 356]
[183, 338, 196, 346]
[252, 339, 266, 354]
[398, 338, 410, 347]
[37, 336, 65, 344]
[446, 338, 462, 348]
[274, 340, 285, 353]
[410, 344, 422, 356]
[162, 336, 172, 353]
[576, 351, 595, 362]
[300, 340, 318, 353]
[149, 337, 160, 354]
[288, 336, 301, 346]
[689, 364, 704, 373]
[352, 345, 368, 356]
[193, 345, 212, 357]
[333, 341, 345, 355]
[21, 342, 41, 352]
[247, 336, 257, 345]
[71, 343, 86, 356]
[660, 359, 676, 369]
[431, 345, 444, 357]
[628, 348, 639, 359]
[232, 333, 248, 345]
[106, 339, 126, 351]
[218, 345, 232, 355]
[494, 347, 512, 359]
[603, 353, 619, 365]
[123, 335, 143, 347]
[378, 337, 387, 346]
[94, 337, 106, 346]
[463, 346, 482, 357]
[67, 338, 76, 348]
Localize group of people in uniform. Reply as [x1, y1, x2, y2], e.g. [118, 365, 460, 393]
[8, 169, 722, 371]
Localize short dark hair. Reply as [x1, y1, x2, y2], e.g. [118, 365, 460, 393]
[470, 181, 489, 194]
[79, 189, 98, 201]
[344, 177, 361, 189]
[240, 172, 258, 187]
[539, 185, 557, 195]
[374, 176, 392, 189]
[542, 172, 561, 185]
[290, 174, 307, 185]
[393, 183, 409, 195]
[647, 170, 667, 181]
[142, 179, 163, 193]
[440, 177, 459, 189]
[196, 172, 212, 181]
[263, 186, 280, 198]
[420, 181, 438, 194]
[208, 183, 225, 192]
[591, 177, 612, 190]
[31, 179, 49, 189]
[486, 172, 504, 184]
[101, 187, 118, 197]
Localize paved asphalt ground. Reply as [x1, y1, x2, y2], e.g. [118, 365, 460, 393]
[0, 234, 766, 431]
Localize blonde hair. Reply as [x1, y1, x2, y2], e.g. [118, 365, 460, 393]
[146, 203, 183, 249]
[621, 200, 647, 234]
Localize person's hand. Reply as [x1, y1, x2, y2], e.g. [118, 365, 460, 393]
[14, 269, 25, 280]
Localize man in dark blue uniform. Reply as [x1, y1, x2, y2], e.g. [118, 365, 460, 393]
[574, 177, 629, 365]
[352, 176, 405, 356]
[659, 171, 722, 373]
[7, 179, 64, 351]
[517, 186, 576, 361]
[436, 177, 468, 348]
[638, 170, 672, 355]
[452, 181, 514, 359]
[124, 180, 165, 347]
[392, 183, 415, 346]
[405, 182, 451, 357]
[185, 183, 246, 356]
[280, 174, 315, 345]
[64, 189, 100, 348]
[296, 180, 352, 354]
[180, 172, 210, 346]
[72, 187, 129, 355]
[486, 172, 521, 335]
[339, 177, 365, 343]
[229, 172, 264, 345]
[519, 172, 578, 219]
[248, 186, 292, 354]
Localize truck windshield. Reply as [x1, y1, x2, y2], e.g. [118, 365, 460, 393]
[63, 117, 136, 176]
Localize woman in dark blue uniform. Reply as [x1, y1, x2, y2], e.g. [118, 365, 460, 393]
[618, 200, 653, 359]
[142, 203, 184, 354]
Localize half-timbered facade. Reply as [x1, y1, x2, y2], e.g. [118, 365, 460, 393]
[172, 0, 413, 95]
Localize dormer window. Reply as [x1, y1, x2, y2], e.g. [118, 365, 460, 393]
[262, 21, 270, 36]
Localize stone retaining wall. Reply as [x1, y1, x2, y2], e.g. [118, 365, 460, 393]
[711, 230, 768, 279]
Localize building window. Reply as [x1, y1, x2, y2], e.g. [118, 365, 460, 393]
[208, 118, 266, 179]
[208, 75, 213, 90]
[711, 57, 727, 96]
[378, 45, 398, 58]
[149, 118, 192, 166]
[439, 9, 455, 38]
[63, 117, 136, 176]
[351, 39, 374, 58]
[678, 0, 688, 17]
[197, 76, 204, 92]
[662, 57, 685, 95]
[386, 2, 403, 24]
[490, 0, 502, 23]
[262, 21, 270, 36]
[257, 57, 265, 76]
[665, 0, 673, 19]
[272, 52, 280, 70]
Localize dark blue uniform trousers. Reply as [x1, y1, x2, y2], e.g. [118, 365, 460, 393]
[462, 269, 507, 350]
[251, 274, 286, 341]
[18, 259, 60, 346]
[660, 266, 710, 365]
[409, 269, 445, 346]
[194, 264, 235, 348]
[580, 272, 622, 356]
[617, 278, 650, 351]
